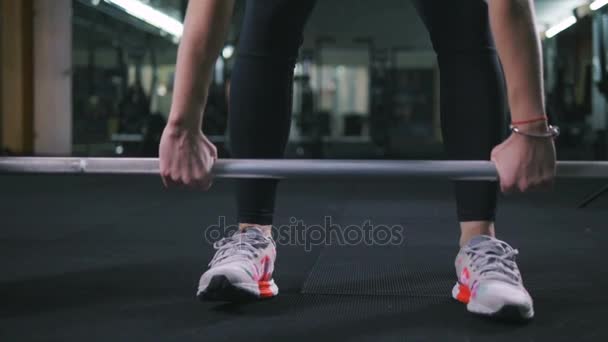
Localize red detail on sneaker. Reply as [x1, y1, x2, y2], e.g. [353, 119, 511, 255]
[247, 251, 275, 298]
[259, 256, 271, 281]
[461, 267, 470, 285]
[258, 280, 274, 298]
[456, 283, 471, 304]
[257, 256, 275, 298]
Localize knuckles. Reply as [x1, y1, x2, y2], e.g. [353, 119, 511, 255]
[159, 159, 214, 190]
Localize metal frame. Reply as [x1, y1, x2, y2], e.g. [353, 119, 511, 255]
[0, 157, 607, 180]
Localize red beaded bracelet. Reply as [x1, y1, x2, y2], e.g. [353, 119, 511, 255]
[511, 116, 548, 126]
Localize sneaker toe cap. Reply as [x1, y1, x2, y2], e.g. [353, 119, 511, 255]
[474, 281, 533, 309]
[199, 265, 254, 290]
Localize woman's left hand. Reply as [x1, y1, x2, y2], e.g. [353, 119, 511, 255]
[491, 122, 556, 193]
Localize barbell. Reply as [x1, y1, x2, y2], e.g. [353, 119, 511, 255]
[0, 157, 607, 180]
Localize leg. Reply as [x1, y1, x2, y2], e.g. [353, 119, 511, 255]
[198, 0, 316, 302]
[414, 0, 534, 320]
[230, 0, 316, 233]
[413, 0, 505, 246]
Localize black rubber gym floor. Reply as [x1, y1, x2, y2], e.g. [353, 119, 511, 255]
[1, 175, 607, 341]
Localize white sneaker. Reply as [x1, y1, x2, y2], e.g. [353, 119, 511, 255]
[452, 235, 534, 320]
[197, 227, 278, 301]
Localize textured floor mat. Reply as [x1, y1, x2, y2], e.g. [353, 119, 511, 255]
[302, 240, 607, 299]
[302, 245, 455, 297]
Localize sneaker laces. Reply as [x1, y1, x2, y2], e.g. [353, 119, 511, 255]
[209, 229, 270, 267]
[463, 239, 521, 285]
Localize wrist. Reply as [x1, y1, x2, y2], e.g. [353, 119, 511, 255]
[510, 120, 559, 139]
[513, 120, 549, 134]
[166, 115, 202, 134]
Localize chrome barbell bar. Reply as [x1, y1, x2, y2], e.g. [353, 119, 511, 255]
[0, 157, 607, 180]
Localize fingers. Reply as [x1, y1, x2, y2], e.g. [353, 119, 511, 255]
[517, 180, 529, 193]
[192, 165, 214, 191]
[209, 143, 218, 159]
[160, 161, 215, 191]
[201, 178, 214, 191]
[160, 168, 176, 189]
[501, 179, 516, 194]
[167, 173, 185, 189]
[525, 174, 555, 192]
[498, 174, 553, 194]
[491, 155, 510, 194]
[200, 165, 215, 191]
[160, 160, 194, 190]
[160, 173, 169, 188]
[503, 174, 554, 194]
[163, 173, 208, 191]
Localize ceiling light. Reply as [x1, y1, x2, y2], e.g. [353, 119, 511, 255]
[222, 45, 235, 59]
[591, 0, 608, 11]
[104, 0, 183, 40]
[545, 16, 577, 39]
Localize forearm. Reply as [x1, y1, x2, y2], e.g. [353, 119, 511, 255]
[489, 0, 546, 124]
[168, 0, 235, 130]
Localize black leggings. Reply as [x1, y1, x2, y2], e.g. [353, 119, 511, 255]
[229, 0, 505, 225]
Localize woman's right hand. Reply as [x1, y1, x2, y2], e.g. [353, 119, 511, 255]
[159, 123, 217, 190]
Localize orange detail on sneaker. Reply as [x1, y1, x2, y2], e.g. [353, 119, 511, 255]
[258, 280, 274, 298]
[456, 283, 471, 304]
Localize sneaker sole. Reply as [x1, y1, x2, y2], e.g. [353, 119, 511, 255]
[452, 282, 534, 322]
[480, 305, 534, 323]
[198, 275, 277, 302]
